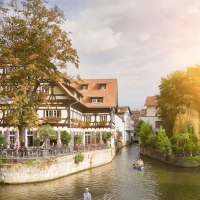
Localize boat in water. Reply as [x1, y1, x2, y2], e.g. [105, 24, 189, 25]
[133, 163, 144, 171]
[133, 159, 144, 171]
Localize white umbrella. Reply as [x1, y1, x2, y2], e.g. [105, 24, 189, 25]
[14, 129, 20, 149]
[57, 130, 62, 147]
[5, 129, 10, 148]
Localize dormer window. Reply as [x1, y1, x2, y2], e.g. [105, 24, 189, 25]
[82, 85, 88, 91]
[91, 97, 103, 104]
[100, 84, 106, 90]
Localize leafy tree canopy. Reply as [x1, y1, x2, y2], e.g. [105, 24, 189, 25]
[36, 124, 57, 142]
[157, 66, 200, 135]
[0, 0, 79, 134]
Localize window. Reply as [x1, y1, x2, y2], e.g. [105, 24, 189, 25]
[85, 115, 91, 122]
[82, 85, 88, 91]
[155, 121, 162, 129]
[85, 132, 91, 145]
[40, 85, 49, 94]
[10, 131, 15, 145]
[100, 115, 107, 121]
[91, 98, 103, 104]
[45, 110, 61, 117]
[100, 84, 106, 90]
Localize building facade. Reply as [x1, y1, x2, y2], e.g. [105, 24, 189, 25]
[0, 77, 132, 148]
[139, 96, 162, 131]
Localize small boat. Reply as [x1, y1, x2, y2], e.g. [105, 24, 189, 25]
[133, 163, 144, 171]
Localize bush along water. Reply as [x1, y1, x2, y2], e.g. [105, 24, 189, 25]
[138, 121, 200, 159]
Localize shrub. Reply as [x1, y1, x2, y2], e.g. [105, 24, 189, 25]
[74, 135, 82, 145]
[0, 159, 4, 165]
[0, 135, 5, 145]
[36, 125, 57, 145]
[156, 127, 172, 155]
[75, 152, 84, 163]
[61, 131, 71, 146]
[146, 134, 157, 148]
[170, 133, 197, 155]
[102, 131, 112, 142]
[139, 122, 154, 146]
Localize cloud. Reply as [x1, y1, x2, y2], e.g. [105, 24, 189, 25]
[51, 0, 200, 108]
[73, 27, 121, 53]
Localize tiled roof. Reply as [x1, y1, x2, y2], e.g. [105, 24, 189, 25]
[144, 96, 156, 106]
[131, 110, 141, 118]
[71, 79, 118, 108]
[117, 106, 130, 113]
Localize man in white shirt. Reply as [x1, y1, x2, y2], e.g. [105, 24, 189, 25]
[83, 188, 91, 200]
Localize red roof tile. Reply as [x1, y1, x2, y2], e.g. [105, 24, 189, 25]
[71, 79, 118, 108]
[144, 96, 156, 106]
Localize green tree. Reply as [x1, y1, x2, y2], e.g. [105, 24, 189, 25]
[157, 66, 200, 136]
[156, 127, 172, 155]
[61, 130, 71, 146]
[0, 0, 78, 140]
[139, 122, 154, 146]
[156, 71, 188, 135]
[36, 124, 57, 145]
[135, 120, 144, 134]
[170, 133, 198, 155]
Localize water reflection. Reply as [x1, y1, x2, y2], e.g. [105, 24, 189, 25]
[1, 145, 200, 200]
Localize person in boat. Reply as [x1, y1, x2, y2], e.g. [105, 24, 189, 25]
[136, 158, 144, 166]
[83, 187, 91, 200]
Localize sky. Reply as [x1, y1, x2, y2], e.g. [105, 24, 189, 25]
[48, 0, 200, 110]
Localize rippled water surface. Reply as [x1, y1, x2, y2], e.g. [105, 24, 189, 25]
[1, 144, 200, 200]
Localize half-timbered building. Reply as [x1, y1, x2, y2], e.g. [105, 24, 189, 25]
[0, 76, 119, 148]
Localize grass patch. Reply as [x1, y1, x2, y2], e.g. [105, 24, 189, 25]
[22, 159, 41, 165]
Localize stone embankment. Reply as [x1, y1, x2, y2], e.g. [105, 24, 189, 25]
[0, 148, 116, 184]
[140, 147, 200, 168]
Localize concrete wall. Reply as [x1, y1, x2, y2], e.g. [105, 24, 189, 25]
[140, 147, 200, 168]
[0, 148, 116, 184]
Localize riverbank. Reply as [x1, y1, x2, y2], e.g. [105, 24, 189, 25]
[140, 146, 200, 168]
[0, 147, 116, 184]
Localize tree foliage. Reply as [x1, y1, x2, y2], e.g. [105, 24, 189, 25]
[156, 127, 172, 155]
[74, 135, 82, 145]
[0, 0, 79, 135]
[102, 131, 112, 142]
[170, 133, 198, 155]
[139, 122, 154, 146]
[61, 130, 71, 146]
[157, 66, 200, 135]
[135, 119, 144, 134]
[0, 135, 5, 145]
[36, 124, 57, 143]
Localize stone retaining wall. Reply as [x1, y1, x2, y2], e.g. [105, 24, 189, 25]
[140, 147, 200, 168]
[0, 148, 116, 184]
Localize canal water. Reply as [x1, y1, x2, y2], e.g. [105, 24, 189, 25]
[1, 144, 200, 200]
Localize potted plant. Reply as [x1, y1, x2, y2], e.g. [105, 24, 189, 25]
[61, 130, 71, 146]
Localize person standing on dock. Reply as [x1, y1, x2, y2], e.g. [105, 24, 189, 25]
[83, 187, 91, 200]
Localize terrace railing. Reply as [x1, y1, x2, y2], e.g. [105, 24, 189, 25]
[0, 143, 109, 161]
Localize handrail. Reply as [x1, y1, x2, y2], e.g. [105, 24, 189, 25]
[0, 144, 109, 161]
